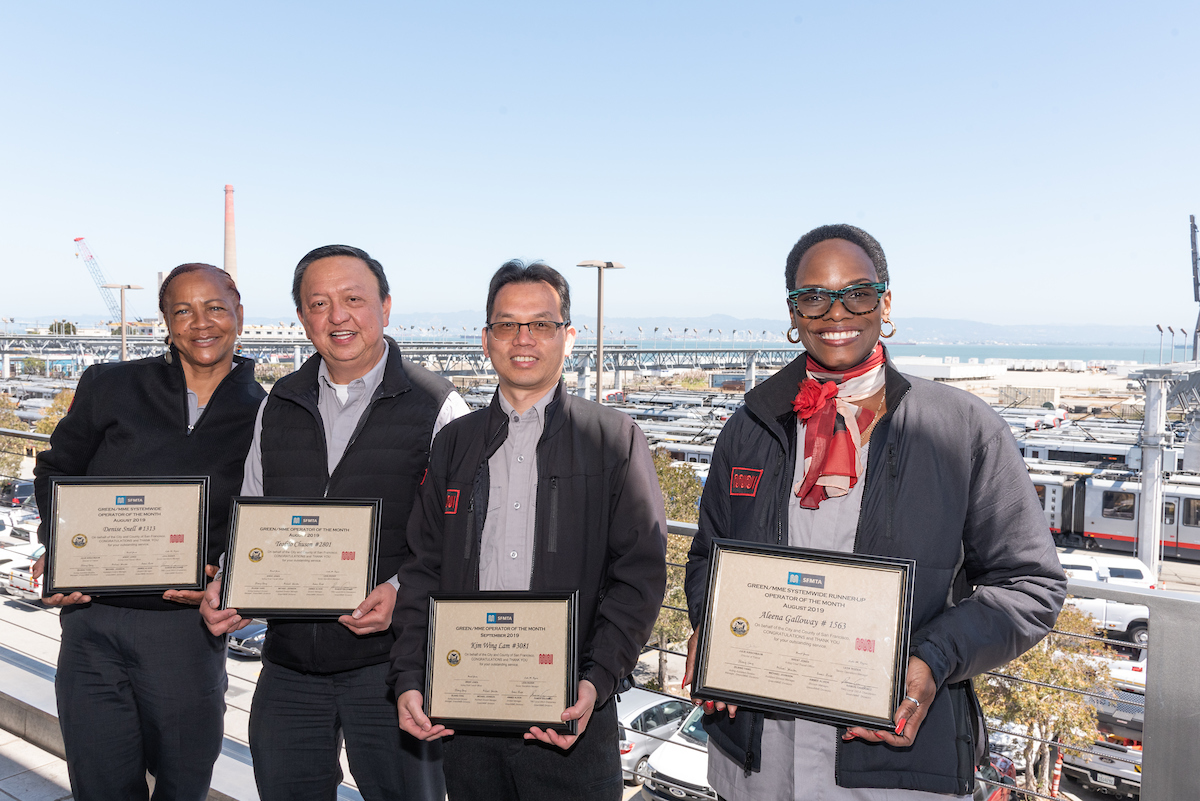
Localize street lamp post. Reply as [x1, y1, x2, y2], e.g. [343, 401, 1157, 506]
[1168, 326, 1176, 364]
[577, 260, 625, 401]
[102, 283, 143, 361]
[1158, 325, 1165, 364]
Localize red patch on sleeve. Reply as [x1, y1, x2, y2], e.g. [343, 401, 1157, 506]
[729, 467, 763, 497]
[420, 468, 428, 486]
[445, 489, 460, 514]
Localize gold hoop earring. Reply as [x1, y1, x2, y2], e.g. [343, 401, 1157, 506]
[880, 320, 896, 339]
[787, 326, 802, 344]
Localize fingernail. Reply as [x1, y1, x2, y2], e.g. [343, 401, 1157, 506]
[895, 718, 907, 735]
[352, 610, 363, 619]
[843, 732, 856, 740]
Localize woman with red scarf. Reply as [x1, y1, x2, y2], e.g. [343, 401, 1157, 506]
[683, 224, 1066, 800]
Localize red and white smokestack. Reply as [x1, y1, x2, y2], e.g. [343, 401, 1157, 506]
[223, 184, 238, 283]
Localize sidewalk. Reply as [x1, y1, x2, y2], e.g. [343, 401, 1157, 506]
[0, 730, 70, 801]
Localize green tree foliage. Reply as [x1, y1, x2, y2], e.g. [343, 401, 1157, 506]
[49, 320, 77, 335]
[33, 390, 74, 454]
[648, 448, 703, 693]
[0, 394, 26, 479]
[21, 358, 46, 376]
[977, 605, 1114, 795]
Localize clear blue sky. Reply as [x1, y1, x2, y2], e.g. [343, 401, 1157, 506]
[3, 2, 1198, 330]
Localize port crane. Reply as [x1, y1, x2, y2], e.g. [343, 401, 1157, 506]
[73, 237, 131, 321]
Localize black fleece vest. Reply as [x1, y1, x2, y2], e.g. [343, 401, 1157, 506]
[258, 347, 453, 674]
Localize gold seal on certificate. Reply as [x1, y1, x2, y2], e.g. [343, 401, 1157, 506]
[220, 497, 381, 618]
[425, 592, 578, 734]
[45, 477, 209, 596]
[693, 539, 915, 730]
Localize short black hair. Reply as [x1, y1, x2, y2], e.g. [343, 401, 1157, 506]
[784, 224, 889, 291]
[292, 245, 389, 310]
[159, 263, 240, 314]
[486, 260, 571, 324]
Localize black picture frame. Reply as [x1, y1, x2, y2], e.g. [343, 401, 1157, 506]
[693, 538, 915, 730]
[424, 591, 579, 735]
[220, 496, 382, 618]
[45, 476, 209, 596]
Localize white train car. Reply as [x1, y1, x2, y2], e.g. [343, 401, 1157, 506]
[1028, 466, 1200, 562]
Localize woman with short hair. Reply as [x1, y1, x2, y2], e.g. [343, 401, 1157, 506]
[34, 263, 265, 801]
[684, 224, 1066, 799]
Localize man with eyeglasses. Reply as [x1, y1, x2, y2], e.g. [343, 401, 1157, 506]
[389, 259, 668, 800]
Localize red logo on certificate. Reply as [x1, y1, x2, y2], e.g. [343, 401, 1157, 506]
[539, 654, 553, 665]
[342, 551, 355, 560]
[729, 467, 763, 497]
[169, 534, 184, 543]
[445, 489, 460, 514]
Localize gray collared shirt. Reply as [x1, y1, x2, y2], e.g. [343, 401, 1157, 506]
[478, 387, 555, 591]
[315, 342, 390, 475]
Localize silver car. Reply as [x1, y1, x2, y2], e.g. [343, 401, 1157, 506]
[615, 687, 689, 785]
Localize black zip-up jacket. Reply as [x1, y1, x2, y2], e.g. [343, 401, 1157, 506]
[257, 340, 453, 674]
[34, 352, 265, 611]
[684, 352, 1066, 795]
[389, 383, 668, 708]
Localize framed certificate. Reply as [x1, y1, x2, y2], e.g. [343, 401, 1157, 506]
[221, 497, 381, 618]
[693, 539, 915, 730]
[425, 592, 578, 734]
[45, 477, 209, 596]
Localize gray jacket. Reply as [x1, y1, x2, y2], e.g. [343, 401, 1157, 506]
[684, 353, 1066, 794]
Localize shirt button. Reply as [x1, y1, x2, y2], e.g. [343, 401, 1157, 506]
[517, 455, 524, 463]
[512, 414, 520, 423]
[513, 502, 521, 510]
[509, 551, 518, 559]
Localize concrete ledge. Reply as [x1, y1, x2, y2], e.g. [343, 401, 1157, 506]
[0, 645, 322, 801]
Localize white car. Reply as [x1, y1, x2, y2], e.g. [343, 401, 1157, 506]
[642, 703, 715, 801]
[0, 541, 45, 592]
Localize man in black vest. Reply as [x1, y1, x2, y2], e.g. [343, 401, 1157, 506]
[202, 245, 468, 801]
[389, 260, 667, 800]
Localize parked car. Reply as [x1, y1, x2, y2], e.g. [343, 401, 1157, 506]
[5, 565, 43, 602]
[642, 703, 715, 801]
[615, 687, 689, 785]
[974, 752, 1020, 801]
[1062, 740, 1141, 799]
[226, 620, 268, 657]
[0, 542, 45, 592]
[1059, 551, 1152, 647]
[0, 479, 33, 508]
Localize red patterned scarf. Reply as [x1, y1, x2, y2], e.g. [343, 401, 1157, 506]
[791, 344, 887, 509]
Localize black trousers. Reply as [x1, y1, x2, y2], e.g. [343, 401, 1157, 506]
[249, 659, 445, 801]
[56, 604, 226, 801]
[442, 696, 622, 801]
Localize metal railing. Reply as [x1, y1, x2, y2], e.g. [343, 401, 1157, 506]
[654, 521, 1200, 800]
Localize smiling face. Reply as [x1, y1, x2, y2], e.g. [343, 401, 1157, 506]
[164, 271, 244, 372]
[789, 238, 891, 371]
[296, 255, 391, 383]
[483, 280, 576, 409]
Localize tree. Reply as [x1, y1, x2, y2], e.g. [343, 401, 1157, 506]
[33, 390, 74, 453]
[21, 358, 45, 376]
[0, 394, 26, 479]
[976, 605, 1114, 796]
[49, 320, 77, 335]
[648, 448, 703, 693]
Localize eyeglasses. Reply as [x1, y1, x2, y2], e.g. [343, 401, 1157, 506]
[485, 320, 571, 341]
[787, 282, 887, 319]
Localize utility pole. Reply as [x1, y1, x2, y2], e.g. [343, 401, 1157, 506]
[1191, 215, 1199, 360]
[102, 284, 143, 361]
[577, 260, 625, 401]
[1138, 368, 1171, 582]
